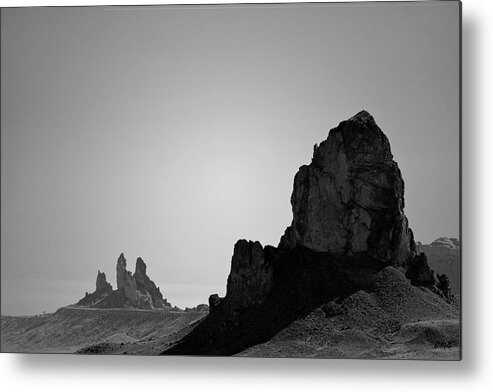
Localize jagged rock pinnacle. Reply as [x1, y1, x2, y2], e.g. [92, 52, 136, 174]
[116, 252, 127, 290]
[95, 271, 112, 293]
[279, 110, 416, 266]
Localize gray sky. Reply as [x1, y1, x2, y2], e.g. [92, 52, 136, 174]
[1, 2, 460, 316]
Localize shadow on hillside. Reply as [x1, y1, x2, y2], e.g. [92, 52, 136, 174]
[162, 248, 387, 356]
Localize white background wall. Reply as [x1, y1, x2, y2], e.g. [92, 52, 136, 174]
[0, 0, 489, 391]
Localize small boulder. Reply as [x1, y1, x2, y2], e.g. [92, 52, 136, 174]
[208, 294, 223, 313]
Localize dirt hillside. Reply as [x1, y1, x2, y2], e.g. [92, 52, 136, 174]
[1, 307, 206, 353]
[237, 267, 460, 360]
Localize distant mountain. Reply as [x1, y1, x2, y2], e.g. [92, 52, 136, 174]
[417, 238, 460, 296]
[76, 253, 173, 310]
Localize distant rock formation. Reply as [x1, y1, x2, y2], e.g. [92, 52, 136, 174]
[184, 304, 209, 313]
[77, 253, 171, 310]
[76, 270, 114, 307]
[418, 238, 460, 296]
[405, 252, 435, 288]
[208, 294, 222, 313]
[133, 257, 171, 309]
[116, 253, 145, 308]
[95, 271, 112, 293]
[436, 273, 453, 301]
[279, 110, 416, 266]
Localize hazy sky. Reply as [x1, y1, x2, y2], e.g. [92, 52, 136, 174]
[1, 2, 460, 316]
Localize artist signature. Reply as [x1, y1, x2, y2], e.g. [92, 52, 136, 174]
[434, 340, 455, 349]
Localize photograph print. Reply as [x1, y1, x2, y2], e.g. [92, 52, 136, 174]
[0, 1, 461, 359]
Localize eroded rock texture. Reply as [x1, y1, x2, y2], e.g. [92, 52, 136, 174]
[208, 294, 222, 313]
[222, 240, 274, 312]
[279, 110, 416, 266]
[95, 271, 113, 293]
[76, 270, 114, 307]
[115, 253, 144, 308]
[77, 253, 171, 310]
[208, 111, 436, 316]
[133, 257, 171, 309]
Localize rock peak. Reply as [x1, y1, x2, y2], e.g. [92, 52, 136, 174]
[116, 252, 128, 290]
[348, 109, 374, 123]
[117, 252, 126, 268]
[166, 111, 444, 355]
[280, 110, 415, 265]
[133, 257, 170, 309]
[76, 270, 113, 307]
[430, 237, 460, 249]
[95, 271, 112, 293]
[135, 257, 147, 274]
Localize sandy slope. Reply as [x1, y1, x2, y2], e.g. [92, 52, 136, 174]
[1, 307, 207, 354]
[237, 268, 460, 360]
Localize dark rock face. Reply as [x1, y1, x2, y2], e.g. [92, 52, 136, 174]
[405, 253, 435, 288]
[116, 253, 132, 290]
[115, 253, 143, 308]
[219, 111, 431, 313]
[280, 110, 416, 266]
[222, 240, 274, 312]
[437, 273, 452, 301]
[208, 294, 222, 313]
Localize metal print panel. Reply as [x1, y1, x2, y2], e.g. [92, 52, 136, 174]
[0, 1, 461, 359]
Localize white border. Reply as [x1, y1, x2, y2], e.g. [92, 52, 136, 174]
[2, 1, 491, 391]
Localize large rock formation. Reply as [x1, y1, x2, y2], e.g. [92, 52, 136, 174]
[280, 110, 416, 266]
[168, 111, 446, 356]
[165, 111, 447, 355]
[212, 111, 427, 314]
[77, 253, 171, 310]
[116, 253, 129, 292]
[222, 240, 274, 311]
[115, 253, 144, 308]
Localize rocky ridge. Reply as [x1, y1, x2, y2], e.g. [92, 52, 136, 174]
[77, 253, 171, 310]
